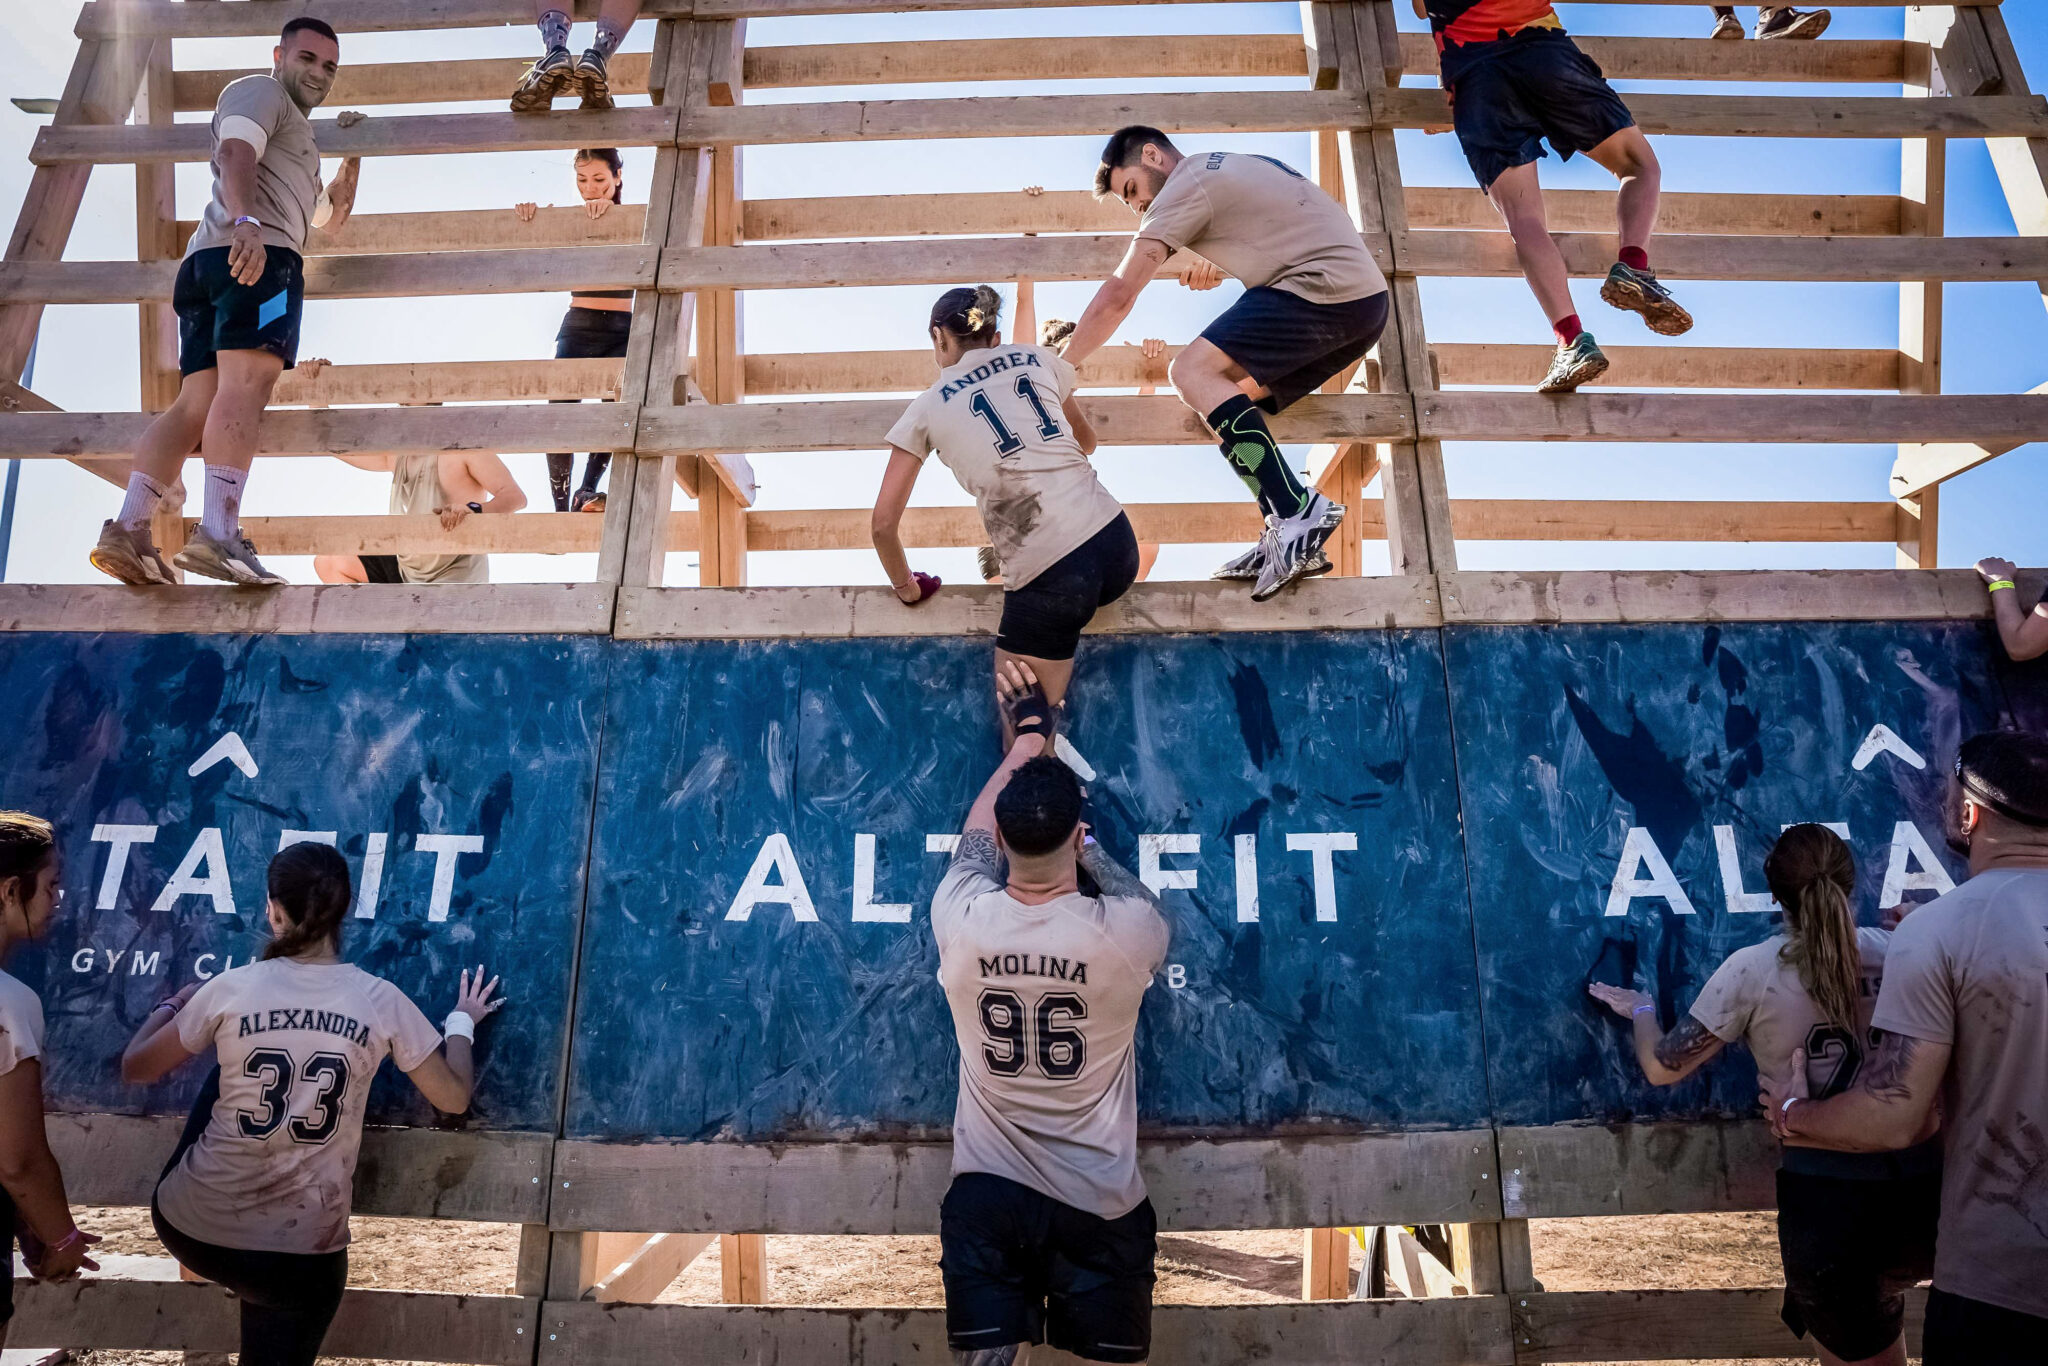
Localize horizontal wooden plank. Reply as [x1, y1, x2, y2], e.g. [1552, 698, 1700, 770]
[638, 393, 1414, 452]
[1520, 1288, 1925, 1363]
[538, 1298, 1511, 1366]
[1404, 186, 1903, 238]
[31, 107, 680, 166]
[1398, 32, 1909, 84]
[0, 583, 619, 634]
[15, 1277, 538, 1363]
[1420, 392, 2048, 443]
[1400, 231, 2048, 281]
[47, 1113, 551, 1221]
[1452, 499, 1896, 543]
[273, 358, 625, 406]
[549, 1131, 1496, 1234]
[0, 404, 634, 458]
[1437, 568, 2036, 625]
[661, 232, 1312, 289]
[747, 33, 1309, 88]
[1494, 1122, 1777, 1219]
[235, 512, 609, 556]
[176, 54, 658, 111]
[293, 205, 648, 258]
[1890, 380, 2047, 493]
[1435, 343, 1899, 391]
[78, 0, 693, 39]
[0, 246, 654, 304]
[616, 574, 1445, 640]
[693, 0, 1986, 14]
[744, 344, 1171, 395]
[1378, 87, 2048, 138]
[674, 89, 1371, 146]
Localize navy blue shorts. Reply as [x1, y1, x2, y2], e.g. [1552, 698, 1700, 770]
[1199, 286, 1389, 414]
[174, 244, 304, 376]
[998, 512, 1140, 662]
[1776, 1163, 1939, 1361]
[940, 1172, 1156, 1364]
[1448, 28, 1636, 191]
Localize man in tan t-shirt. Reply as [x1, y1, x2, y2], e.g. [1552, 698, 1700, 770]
[1765, 731, 2048, 1364]
[314, 444, 527, 586]
[1058, 126, 1392, 604]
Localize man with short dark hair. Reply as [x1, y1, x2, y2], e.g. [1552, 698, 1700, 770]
[90, 19, 363, 586]
[932, 662, 1170, 1366]
[1414, 0, 1692, 393]
[1064, 126, 1390, 602]
[1763, 730, 2048, 1365]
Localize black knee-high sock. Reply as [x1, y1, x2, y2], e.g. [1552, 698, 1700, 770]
[546, 453, 573, 512]
[1208, 394, 1312, 519]
[579, 452, 611, 495]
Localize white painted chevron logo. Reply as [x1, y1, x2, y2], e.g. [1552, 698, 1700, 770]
[1852, 724, 1925, 772]
[188, 731, 258, 780]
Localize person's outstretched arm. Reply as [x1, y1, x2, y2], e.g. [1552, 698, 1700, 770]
[1588, 984, 1727, 1085]
[1077, 833, 1160, 908]
[1978, 557, 2048, 661]
[121, 982, 203, 1084]
[1763, 1031, 1948, 1152]
[871, 447, 937, 606]
[403, 967, 507, 1115]
[1059, 238, 1170, 368]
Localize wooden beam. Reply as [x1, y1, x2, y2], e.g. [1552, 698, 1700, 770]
[1302, 1227, 1351, 1301]
[743, 343, 1171, 395]
[287, 205, 649, 257]
[1436, 569, 2029, 627]
[31, 106, 682, 165]
[1890, 382, 2048, 495]
[0, 246, 656, 304]
[1975, 9, 2048, 324]
[749, 33, 1308, 88]
[0, 582, 620, 634]
[1405, 187, 1902, 239]
[1897, 11, 1947, 572]
[720, 1234, 770, 1304]
[0, 404, 635, 459]
[1434, 344, 1900, 391]
[1418, 392, 2048, 445]
[175, 54, 658, 111]
[78, 0, 696, 38]
[1398, 231, 2048, 282]
[1376, 87, 2048, 139]
[1397, 32, 1907, 84]
[1519, 1288, 1923, 1364]
[229, 512, 617, 556]
[591, 1233, 715, 1304]
[272, 358, 625, 407]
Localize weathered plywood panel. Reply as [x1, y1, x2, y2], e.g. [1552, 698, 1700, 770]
[564, 633, 1486, 1142]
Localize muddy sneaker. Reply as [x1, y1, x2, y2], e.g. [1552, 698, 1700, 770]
[89, 519, 174, 585]
[1757, 7, 1830, 39]
[571, 489, 606, 513]
[511, 47, 574, 113]
[1600, 262, 1694, 337]
[575, 48, 614, 110]
[1710, 11, 1744, 39]
[1212, 542, 1264, 581]
[1251, 493, 1344, 603]
[1537, 332, 1610, 394]
[173, 528, 286, 586]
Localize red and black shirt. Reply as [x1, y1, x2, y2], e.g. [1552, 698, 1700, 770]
[1423, 0, 1565, 82]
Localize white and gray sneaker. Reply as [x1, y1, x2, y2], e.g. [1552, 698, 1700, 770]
[1251, 493, 1346, 602]
[1211, 542, 1265, 582]
[173, 528, 287, 586]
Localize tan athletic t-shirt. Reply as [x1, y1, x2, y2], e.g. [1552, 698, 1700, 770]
[390, 454, 487, 585]
[1136, 151, 1387, 305]
[155, 958, 443, 1254]
[0, 968, 45, 1079]
[885, 344, 1124, 590]
[932, 860, 1169, 1219]
[1688, 927, 1890, 1101]
[187, 75, 324, 256]
[1870, 868, 2048, 1319]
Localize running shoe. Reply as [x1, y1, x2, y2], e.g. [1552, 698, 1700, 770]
[1538, 333, 1610, 394]
[511, 47, 574, 113]
[1757, 7, 1830, 39]
[575, 48, 615, 111]
[1251, 493, 1344, 603]
[1600, 261, 1694, 337]
[172, 528, 287, 587]
[572, 489, 606, 513]
[1212, 542, 1264, 581]
[1710, 12, 1744, 39]
[89, 520, 174, 586]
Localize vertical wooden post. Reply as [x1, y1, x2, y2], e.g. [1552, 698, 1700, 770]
[515, 1223, 552, 1298]
[720, 1233, 770, 1303]
[691, 93, 749, 587]
[1301, 1226, 1351, 1299]
[1896, 8, 1948, 570]
[135, 36, 188, 575]
[1973, 8, 2048, 323]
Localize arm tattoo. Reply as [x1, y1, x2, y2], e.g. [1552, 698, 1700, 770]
[1856, 1029, 1922, 1104]
[951, 830, 1002, 880]
[1653, 1015, 1722, 1072]
[1079, 842, 1160, 907]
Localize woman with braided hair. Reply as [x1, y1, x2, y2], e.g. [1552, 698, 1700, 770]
[1589, 824, 1939, 1366]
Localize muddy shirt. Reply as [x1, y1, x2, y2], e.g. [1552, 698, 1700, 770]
[1137, 151, 1386, 306]
[885, 344, 1123, 590]
[0, 968, 44, 1078]
[1689, 927, 1891, 1100]
[187, 74, 323, 256]
[932, 860, 1168, 1219]
[1871, 868, 2048, 1318]
[154, 957, 442, 1254]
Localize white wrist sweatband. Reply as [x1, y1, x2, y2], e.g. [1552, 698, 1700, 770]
[443, 1011, 476, 1042]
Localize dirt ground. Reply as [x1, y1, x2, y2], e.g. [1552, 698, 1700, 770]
[34, 1206, 1835, 1366]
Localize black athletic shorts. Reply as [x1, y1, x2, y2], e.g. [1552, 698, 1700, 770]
[358, 554, 405, 584]
[940, 1171, 1157, 1364]
[998, 513, 1141, 662]
[1924, 1286, 2048, 1366]
[1199, 286, 1389, 414]
[1775, 1154, 1940, 1362]
[174, 245, 305, 376]
[1447, 27, 1636, 191]
[555, 304, 633, 359]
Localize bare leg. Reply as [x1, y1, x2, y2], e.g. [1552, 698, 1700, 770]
[198, 349, 284, 477]
[994, 648, 1075, 750]
[1582, 127, 1661, 257]
[313, 555, 369, 583]
[1165, 338, 1267, 418]
[1816, 1336, 1908, 1366]
[1484, 162, 1574, 325]
[1135, 543, 1160, 582]
[953, 1347, 1023, 1366]
[131, 369, 218, 487]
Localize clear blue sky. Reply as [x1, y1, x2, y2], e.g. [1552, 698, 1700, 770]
[2, 2, 2044, 586]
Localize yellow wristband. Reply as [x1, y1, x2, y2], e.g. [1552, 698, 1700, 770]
[1989, 579, 2017, 593]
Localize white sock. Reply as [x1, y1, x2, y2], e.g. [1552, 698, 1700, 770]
[202, 464, 246, 541]
[117, 472, 167, 531]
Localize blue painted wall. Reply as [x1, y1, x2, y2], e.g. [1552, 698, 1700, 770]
[566, 632, 1487, 1141]
[0, 633, 603, 1132]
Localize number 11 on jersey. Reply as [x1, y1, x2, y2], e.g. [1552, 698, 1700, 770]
[969, 376, 1063, 457]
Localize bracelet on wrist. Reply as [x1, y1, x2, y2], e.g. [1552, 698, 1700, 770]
[234, 215, 260, 229]
[154, 996, 184, 1015]
[1988, 579, 2017, 593]
[443, 1010, 477, 1042]
[49, 1227, 85, 1252]
[1630, 1003, 1655, 1018]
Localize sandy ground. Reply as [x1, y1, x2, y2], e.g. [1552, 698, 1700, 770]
[23, 1205, 1836, 1366]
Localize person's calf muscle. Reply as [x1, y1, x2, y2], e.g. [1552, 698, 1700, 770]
[953, 1347, 1022, 1366]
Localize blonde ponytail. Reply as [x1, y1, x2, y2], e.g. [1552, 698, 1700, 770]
[1763, 823, 1862, 1038]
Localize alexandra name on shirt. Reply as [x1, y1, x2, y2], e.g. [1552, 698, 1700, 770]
[236, 1007, 371, 1046]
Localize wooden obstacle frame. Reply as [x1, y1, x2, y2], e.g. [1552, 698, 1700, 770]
[2, 1, 2047, 1362]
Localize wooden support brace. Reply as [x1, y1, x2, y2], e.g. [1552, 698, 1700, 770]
[1301, 1227, 1351, 1300]
[720, 1234, 770, 1304]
